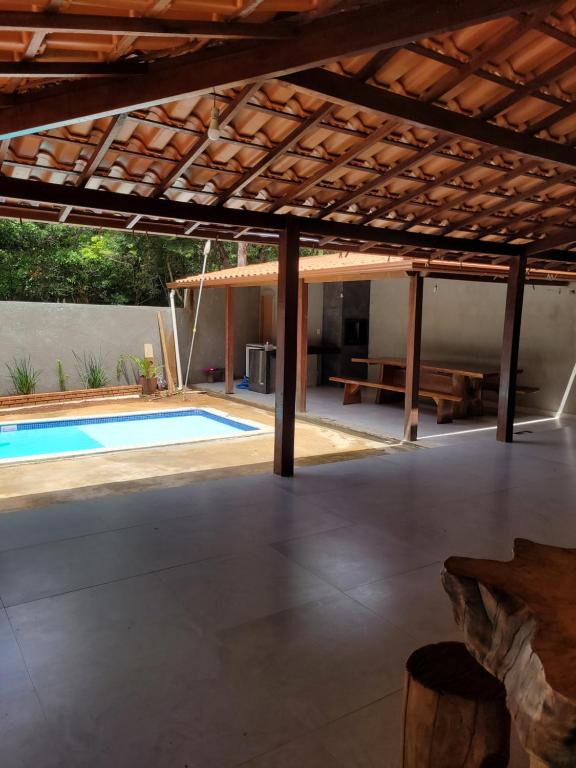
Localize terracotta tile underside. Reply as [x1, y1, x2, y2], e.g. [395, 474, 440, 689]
[0, 1, 576, 268]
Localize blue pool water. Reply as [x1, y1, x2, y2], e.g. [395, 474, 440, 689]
[0, 409, 259, 461]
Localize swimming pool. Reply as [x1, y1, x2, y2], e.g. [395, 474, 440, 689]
[0, 408, 269, 463]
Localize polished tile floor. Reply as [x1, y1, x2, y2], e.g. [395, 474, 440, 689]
[1, 418, 575, 767]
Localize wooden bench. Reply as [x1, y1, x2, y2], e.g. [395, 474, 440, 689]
[329, 376, 463, 424]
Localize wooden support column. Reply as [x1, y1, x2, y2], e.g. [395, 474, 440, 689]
[274, 221, 300, 477]
[296, 279, 308, 413]
[225, 285, 234, 395]
[404, 273, 423, 442]
[497, 254, 526, 443]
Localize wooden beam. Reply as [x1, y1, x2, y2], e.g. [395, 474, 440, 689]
[216, 104, 333, 204]
[0, 12, 293, 39]
[218, 49, 399, 209]
[525, 227, 576, 255]
[447, 167, 576, 236]
[0, 62, 147, 78]
[76, 114, 126, 187]
[271, 119, 399, 212]
[283, 68, 576, 171]
[155, 83, 260, 195]
[0, 176, 528, 258]
[478, 50, 576, 121]
[0, 0, 553, 139]
[225, 285, 235, 394]
[404, 274, 423, 442]
[421, 5, 556, 103]
[497, 254, 527, 442]
[0, 138, 10, 173]
[274, 221, 300, 477]
[296, 279, 308, 413]
[404, 154, 533, 231]
[321, 135, 452, 220]
[318, 10, 553, 223]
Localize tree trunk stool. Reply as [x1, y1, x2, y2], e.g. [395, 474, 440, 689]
[403, 641, 510, 767]
[443, 539, 576, 768]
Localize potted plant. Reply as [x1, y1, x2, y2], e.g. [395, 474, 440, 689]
[203, 366, 225, 384]
[119, 355, 162, 395]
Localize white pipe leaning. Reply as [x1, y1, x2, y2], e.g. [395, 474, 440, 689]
[169, 289, 183, 390]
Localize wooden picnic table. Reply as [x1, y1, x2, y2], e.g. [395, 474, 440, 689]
[351, 357, 513, 419]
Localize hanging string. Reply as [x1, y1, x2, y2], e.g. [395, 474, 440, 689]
[184, 239, 211, 386]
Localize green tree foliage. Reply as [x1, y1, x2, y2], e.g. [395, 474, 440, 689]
[0, 220, 314, 306]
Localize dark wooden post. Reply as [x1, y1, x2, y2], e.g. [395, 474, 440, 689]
[404, 273, 423, 442]
[274, 221, 300, 477]
[296, 279, 308, 413]
[497, 254, 526, 443]
[225, 285, 234, 394]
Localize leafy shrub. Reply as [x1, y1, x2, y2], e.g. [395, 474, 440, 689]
[118, 354, 162, 380]
[74, 352, 108, 389]
[6, 357, 40, 395]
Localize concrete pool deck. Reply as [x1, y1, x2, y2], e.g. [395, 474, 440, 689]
[0, 391, 403, 511]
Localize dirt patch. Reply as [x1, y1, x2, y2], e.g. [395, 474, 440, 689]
[0, 391, 404, 512]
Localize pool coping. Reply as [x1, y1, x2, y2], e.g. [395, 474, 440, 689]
[0, 406, 273, 466]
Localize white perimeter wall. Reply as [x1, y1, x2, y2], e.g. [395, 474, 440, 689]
[0, 287, 261, 394]
[369, 278, 576, 415]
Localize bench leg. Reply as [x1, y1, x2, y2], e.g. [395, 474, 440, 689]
[343, 383, 362, 405]
[451, 375, 468, 419]
[436, 399, 454, 424]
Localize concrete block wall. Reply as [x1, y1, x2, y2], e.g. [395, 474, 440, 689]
[0, 286, 260, 395]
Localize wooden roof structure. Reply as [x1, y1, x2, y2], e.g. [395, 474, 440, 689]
[169, 252, 576, 287]
[0, 0, 575, 274]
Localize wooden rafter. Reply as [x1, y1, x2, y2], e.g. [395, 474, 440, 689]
[215, 49, 400, 212]
[75, 115, 127, 188]
[269, 119, 400, 213]
[284, 68, 576, 170]
[155, 83, 260, 196]
[215, 103, 334, 204]
[0, 62, 147, 78]
[315, 8, 558, 223]
[448, 168, 576, 234]
[420, 5, 558, 103]
[0, 12, 293, 39]
[0, 175, 529, 258]
[0, 0, 554, 139]
[332, 136, 453, 215]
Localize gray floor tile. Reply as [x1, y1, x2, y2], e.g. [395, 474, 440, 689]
[0, 608, 32, 695]
[218, 594, 415, 728]
[242, 692, 403, 768]
[273, 524, 440, 590]
[0, 688, 68, 768]
[0, 414, 573, 766]
[159, 546, 338, 632]
[0, 499, 346, 606]
[346, 563, 460, 644]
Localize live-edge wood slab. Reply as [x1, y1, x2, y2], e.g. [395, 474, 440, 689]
[443, 539, 576, 767]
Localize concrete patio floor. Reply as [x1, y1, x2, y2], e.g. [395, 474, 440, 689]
[200, 380, 522, 442]
[1, 414, 574, 766]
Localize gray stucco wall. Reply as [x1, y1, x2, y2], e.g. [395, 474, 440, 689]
[369, 278, 576, 415]
[186, 286, 261, 383]
[0, 289, 260, 394]
[259, 283, 324, 344]
[0, 301, 193, 395]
